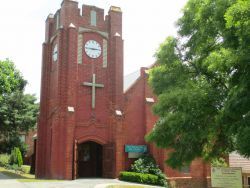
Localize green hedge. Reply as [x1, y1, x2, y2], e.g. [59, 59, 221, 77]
[130, 155, 168, 187]
[21, 165, 31, 174]
[119, 171, 160, 186]
[0, 154, 10, 167]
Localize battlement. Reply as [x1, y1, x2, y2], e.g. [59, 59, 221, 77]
[82, 4, 105, 18]
[44, 0, 122, 42]
[109, 6, 122, 13]
[61, 0, 78, 6]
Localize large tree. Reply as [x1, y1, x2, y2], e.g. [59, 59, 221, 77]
[0, 59, 26, 97]
[0, 59, 38, 153]
[146, 0, 250, 168]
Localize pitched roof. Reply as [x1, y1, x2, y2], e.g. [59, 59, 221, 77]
[229, 152, 250, 173]
[123, 63, 156, 92]
[123, 70, 140, 92]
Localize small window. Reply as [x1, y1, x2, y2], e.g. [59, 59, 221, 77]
[56, 13, 60, 30]
[180, 165, 190, 174]
[90, 10, 97, 26]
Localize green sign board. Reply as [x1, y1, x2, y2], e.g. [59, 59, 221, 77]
[211, 167, 242, 188]
[125, 145, 147, 153]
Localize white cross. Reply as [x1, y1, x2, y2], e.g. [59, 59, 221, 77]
[82, 74, 104, 109]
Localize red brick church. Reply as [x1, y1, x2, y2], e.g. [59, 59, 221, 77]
[36, 0, 210, 186]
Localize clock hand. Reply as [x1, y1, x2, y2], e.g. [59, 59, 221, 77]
[86, 47, 101, 51]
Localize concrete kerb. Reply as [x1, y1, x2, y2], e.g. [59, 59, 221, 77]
[94, 183, 163, 188]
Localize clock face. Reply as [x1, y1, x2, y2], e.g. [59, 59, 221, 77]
[53, 44, 58, 62]
[84, 40, 102, 59]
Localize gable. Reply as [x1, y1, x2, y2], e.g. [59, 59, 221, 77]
[123, 70, 140, 92]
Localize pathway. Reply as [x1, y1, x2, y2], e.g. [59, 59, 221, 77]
[0, 172, 27, 188]
[0, 172, 161, 188]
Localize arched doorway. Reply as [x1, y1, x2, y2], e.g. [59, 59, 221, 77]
[77, 141, 103, 177]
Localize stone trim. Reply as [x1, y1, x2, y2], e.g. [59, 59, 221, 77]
[77, 34, 83, 64]
[79, 27, 109, 39]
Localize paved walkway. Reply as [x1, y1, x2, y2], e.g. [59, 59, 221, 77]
[22, 178, 124, 188]
[0, 173, 161, 188]
[0, 172, 27, 188]
[0, 172, 9, 179]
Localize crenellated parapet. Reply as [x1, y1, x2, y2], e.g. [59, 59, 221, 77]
[44, 0, 122, 44]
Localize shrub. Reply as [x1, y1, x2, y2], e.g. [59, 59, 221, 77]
[0, 154, 10, 167]
[131, 154, 168, 187]
[119, 171, 159, 185]
[7, 164, 20, 171]
[131, 155, 154, 174]
[10, 147, 23, 167]
[0, 137, 28, 156]
[21, 165, 31, 174]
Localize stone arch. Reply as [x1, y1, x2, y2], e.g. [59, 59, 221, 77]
[77, 135, 107, 146]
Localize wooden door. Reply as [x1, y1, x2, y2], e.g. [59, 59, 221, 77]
[103, 143, 114, 178]
[77, 142, 102, 177]
[78, 142, 93, 177]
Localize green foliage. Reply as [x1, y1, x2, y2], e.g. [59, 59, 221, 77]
[10, 149, 17, 165]
[0, 154, 10, 167]
[235, 127, 250, 156]
[211, 157, 228, 167]
[131, 155, 156, 174]
[147, 0, 250, 168]
[119, 171, 160, 186]
[0, 59, 38, 154]
[0, 59, 26, 98]
[21, 165, 31, 174]
[6, 164, 20, 171]
[0, 136, 28, 155]
[131, 155, 168, 187]
[10, 147, 23, 167]
[225, 0, 250, 48]
[0, 92, 38, 137]
[17, 150, 23, 167]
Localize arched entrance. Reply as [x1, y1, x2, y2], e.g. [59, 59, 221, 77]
[77, 141, 103, 177]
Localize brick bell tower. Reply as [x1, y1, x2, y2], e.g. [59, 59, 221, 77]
[36, 0, 124, 179]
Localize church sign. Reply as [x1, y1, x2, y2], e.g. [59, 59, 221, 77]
[211, 167, 242, 188]
[125, 145, 147, 153]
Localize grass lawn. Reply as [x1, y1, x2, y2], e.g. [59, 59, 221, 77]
[0, 167, 61, 182]
[0, 167, 34, 179]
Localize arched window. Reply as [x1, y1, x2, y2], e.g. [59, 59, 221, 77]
[53, 44, 58, 62]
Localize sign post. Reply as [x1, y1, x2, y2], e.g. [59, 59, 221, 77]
[125, 145, 147, 153]
[211, 167, 242, 188]
[125, 145, 147, 159]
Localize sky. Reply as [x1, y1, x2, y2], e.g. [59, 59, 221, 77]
[0, 0, 187, 99]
